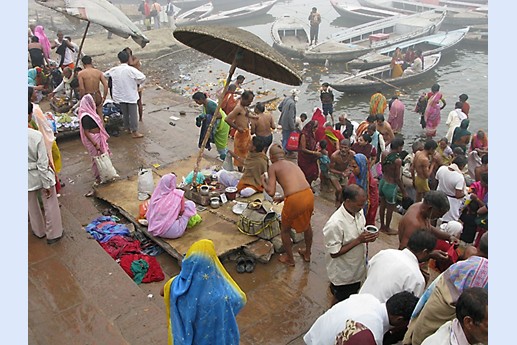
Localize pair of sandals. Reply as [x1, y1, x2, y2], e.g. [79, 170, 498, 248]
[236, 256, 255, 273]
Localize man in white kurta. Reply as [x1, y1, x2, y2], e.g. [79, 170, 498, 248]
[105, 50, 146, 138]
[435, 156, 467, 222]
[304, 291, 420, 345]
[323, 185, 378, 302]
[359, 229, 437, 303]
[304, 294, 389, 345]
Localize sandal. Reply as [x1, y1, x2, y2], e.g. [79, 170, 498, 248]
[236, 256, 247, 274]
[244, 257, 255, 273]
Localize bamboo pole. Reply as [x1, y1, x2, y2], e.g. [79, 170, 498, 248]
[191, 48, 243, 186]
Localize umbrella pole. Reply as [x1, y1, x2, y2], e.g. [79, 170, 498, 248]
[75, 21, 90, 68]
[192, 52, 241, 185]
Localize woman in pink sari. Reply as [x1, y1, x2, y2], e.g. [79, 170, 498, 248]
[146, 173, 197, 239]
[424, 84, 446, 139]
[33, 25, 52, 61]
[388, 95, 405, 133]
[79, 94, 111, 184]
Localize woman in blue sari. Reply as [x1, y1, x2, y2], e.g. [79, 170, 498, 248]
[161, 239, 246, 345]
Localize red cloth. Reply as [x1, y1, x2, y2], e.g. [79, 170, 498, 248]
[100, 236, 142, 259]
[311, 108, 326, 142]
[119, 253, 165, 283]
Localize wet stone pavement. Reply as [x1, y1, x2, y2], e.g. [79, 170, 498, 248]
[28, 85, 404, 345]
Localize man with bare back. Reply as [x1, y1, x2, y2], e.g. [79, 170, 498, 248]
[398, 191, 453, 266]
[329, 139, 355, 207]
[262, 144, 314, 267]
[250, 102, 276, 152]
[379, 137, 407, 235]
[78, 55, 108, 116]
[375, 114, 395, 145]
[225, 90, 255, 172]
[412, 140, 438, 202]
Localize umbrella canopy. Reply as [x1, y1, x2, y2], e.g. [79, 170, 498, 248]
[35, 0, 150, 48]
[173, 25, 302, 86]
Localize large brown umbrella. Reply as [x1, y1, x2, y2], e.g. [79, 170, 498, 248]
[173, 25, 303, 183]
[35, 0, 150, 66]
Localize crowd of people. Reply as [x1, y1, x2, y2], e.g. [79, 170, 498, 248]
[27, 19, 488, 345]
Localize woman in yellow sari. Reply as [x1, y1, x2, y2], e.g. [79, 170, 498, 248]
[161, 239, 246, 345]
[390, 47, 404, 78]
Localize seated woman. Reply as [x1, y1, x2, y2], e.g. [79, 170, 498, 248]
[351, 133, 376, 167]
[390, 47, 404, 78]
[146, 173, 197, 239]
[228, 136, 269, 197]
[160, 239, 246, 345]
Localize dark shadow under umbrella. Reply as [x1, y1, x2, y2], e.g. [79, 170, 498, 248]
[173, 25, 303, 183]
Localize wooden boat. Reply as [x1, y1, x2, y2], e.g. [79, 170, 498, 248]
[270, 15, 310, 58]
[175, 2, 214, 26]
[358, 0, 487, 26]
[347, 27, 469, 69]
[172, 0, 210, 12]
[303, 10, 446, 63]
[330, 0, 399, 23]
[195, 0, 277, 25]
[330, 53, 442, 93]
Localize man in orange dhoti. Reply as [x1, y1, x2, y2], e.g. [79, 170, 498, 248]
[262, 144, 315, 267]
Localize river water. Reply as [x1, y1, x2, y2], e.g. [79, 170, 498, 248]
[175, 0, 488, 147]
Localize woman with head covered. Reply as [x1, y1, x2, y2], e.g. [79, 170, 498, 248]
[160, 239, 246, 345]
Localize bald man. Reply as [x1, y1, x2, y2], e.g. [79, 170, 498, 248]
[262, 144, 314, 267]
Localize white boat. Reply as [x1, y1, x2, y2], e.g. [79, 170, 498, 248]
[330, 53, 442, 93]
[303, 10, 446, 63]
[270, 15, 310, 58]
[358, 0, 487, 26]
[330, 0, 399, 23]
[195, 0, 277, 25]
[347, 27, 469, 69]
[175, 2, 214, 26]
[463, 24, 487, 46]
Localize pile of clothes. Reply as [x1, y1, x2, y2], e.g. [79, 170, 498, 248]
[102, 101, 124, 136]
[85, 215, 164, 284]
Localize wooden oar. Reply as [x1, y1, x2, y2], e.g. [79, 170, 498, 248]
[368, 74, 407, 95]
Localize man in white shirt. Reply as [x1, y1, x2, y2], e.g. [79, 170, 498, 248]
[322, 184, 379, 304]
[165, 0, 175, 28]
[304, 291, 419, 345]
[360, 229, 436, 303]
[435, 155, 467, 223]
[105, 50, 146, 138]
[421, 287, 488, 345]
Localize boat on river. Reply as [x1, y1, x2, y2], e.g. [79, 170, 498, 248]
[346, 26, 469, 70]
[330, 52, 442, 93]
[270, 15, 310, 58]
[175, 2, 214, 26]
[330, 0, 400, 23]
[358, 0, 487, 26]
[303, 10, 446, 62]
[195, 0, 277, 25]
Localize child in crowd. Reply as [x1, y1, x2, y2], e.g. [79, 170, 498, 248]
[318, 140, 331, 192]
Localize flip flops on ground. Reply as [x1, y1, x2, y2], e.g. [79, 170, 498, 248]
[236, 256, 256, 273]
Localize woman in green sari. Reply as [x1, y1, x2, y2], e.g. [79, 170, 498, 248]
[451, 119, 471, 154]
